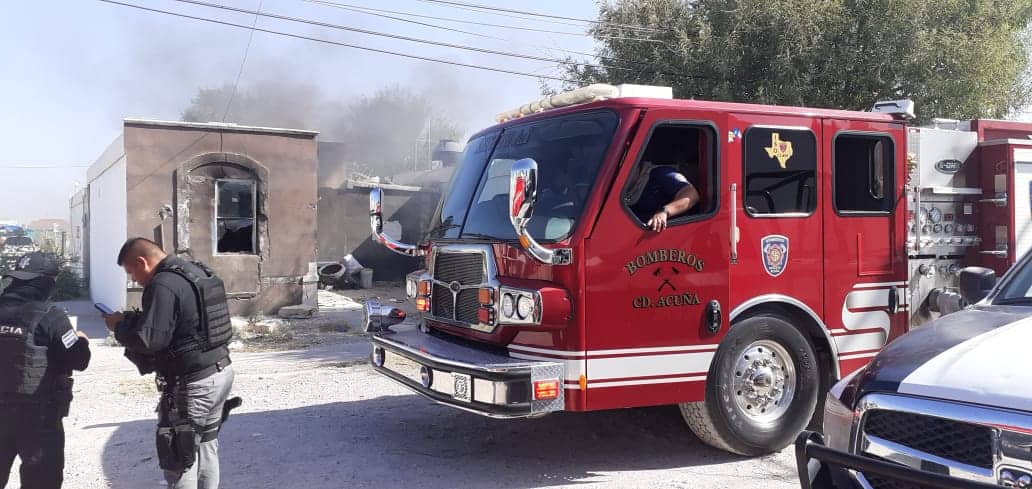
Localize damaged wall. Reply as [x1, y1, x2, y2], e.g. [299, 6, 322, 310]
[121, 120, 318, 316]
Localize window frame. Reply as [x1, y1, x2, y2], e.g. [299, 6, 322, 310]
[213, 177, 258, 255]
[831, 130, 897, 217]
[619, 119, 721, 229]
[741, 125, 819, 219]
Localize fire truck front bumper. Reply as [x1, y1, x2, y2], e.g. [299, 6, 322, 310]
[370, 329, 566, 419]
[794, 431, 1000, 489]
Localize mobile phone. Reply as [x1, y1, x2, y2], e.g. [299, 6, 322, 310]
[94, 303, 114, 315]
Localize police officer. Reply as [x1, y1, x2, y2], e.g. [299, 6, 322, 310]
[103, 238, 235, 489]
[0, 252, 91, 489]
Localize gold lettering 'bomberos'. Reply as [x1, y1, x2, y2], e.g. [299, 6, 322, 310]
[625, 249, 704, 276]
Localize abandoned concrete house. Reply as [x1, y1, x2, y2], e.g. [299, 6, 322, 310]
[75, 119, 457, 317]
[82, 119, 319, 316]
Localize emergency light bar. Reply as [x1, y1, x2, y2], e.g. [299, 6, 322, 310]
[496, 83, 673, 123]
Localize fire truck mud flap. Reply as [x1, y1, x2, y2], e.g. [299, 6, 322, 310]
[370, 329, 565, 418]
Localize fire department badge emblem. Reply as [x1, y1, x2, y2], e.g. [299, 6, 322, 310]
[764, 133, 794, 168]
[761, 235, 789, 277]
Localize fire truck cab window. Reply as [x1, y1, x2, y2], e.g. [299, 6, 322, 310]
[457, 111, 619, 242]
[744, 128, 817, 216]
[833, 134, 894, 214]
[624, 124, 716, 224]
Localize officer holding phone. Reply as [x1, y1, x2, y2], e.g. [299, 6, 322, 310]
[0, 252, 91, 489]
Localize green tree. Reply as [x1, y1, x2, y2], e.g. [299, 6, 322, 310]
[566, 0, 1032, 121]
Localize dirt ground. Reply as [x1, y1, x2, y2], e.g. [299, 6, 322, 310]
[6, 289, 799, 489]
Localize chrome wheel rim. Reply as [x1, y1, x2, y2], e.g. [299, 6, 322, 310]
[731, 339, 795, 425]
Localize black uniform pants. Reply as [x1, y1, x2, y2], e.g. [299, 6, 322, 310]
[0, 405, 64, 489]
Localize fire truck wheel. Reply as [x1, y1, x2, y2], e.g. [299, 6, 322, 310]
[679, 313, 819, 456]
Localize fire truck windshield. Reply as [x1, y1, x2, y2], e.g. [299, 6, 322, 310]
[428, 110, 618, 242]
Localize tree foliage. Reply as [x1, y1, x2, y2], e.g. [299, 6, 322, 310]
[566, 0, 1032, 121]
[181, 81, 462, 179]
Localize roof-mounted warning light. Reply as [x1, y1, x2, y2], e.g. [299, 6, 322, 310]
[496, 83, 673, 123]
[871, 99, 916, 120]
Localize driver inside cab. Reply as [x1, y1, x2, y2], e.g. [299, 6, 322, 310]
[627, 135, 701, 232]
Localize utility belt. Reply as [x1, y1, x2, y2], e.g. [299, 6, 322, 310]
[154, 357, 240, 472]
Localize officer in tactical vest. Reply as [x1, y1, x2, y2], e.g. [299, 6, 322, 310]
[104, 238, 236, 489]
[0, 252, 91, 489]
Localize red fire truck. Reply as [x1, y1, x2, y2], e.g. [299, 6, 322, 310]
[362, 84, 1032, 456]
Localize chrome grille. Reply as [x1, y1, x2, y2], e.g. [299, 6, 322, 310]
[863, 410, 993, 469]
[434, 252, 484, 284]
[430, 250, 487, 324]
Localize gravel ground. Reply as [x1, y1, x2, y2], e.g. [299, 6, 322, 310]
[6, 294, 800, 489]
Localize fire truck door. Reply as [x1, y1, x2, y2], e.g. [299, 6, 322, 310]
[820, 120, 908, 370]
[728, 114, 824, 326]
[582, 112, 730, 409]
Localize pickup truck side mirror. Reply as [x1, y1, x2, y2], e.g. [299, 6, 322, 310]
[958, 266, 997, 305]
[369, 187, 425, 257]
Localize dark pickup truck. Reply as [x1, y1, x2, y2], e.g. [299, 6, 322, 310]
[795, 254, 1032, 489]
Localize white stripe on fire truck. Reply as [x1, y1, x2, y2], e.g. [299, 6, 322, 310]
[508, 350, 715, 386]
[833, 331, 887, 354]
[838, 351, 881, 361]
[852, 281, 906, 289]
[506, 343, 721, 359]
[587, 375, 707, 389]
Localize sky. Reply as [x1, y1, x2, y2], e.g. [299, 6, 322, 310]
[0, 0, 600, 224]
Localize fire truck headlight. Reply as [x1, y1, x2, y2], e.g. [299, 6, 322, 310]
[406, 278, 417, 299]
[501, 293, 516, 318]
[516, 295, 534, 320]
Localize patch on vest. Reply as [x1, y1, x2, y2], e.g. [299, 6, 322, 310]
[0, 325, 25, 336]
[61, 329, 77, 349]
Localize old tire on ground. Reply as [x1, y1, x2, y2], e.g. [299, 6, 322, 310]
[680, 313, 820, 456]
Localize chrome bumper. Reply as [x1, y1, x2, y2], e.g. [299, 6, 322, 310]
[370, 329, 565, 419]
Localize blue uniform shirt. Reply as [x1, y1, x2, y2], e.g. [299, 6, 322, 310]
[630, 166, 692, 221]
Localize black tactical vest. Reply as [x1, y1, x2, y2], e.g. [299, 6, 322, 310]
[157, 258, 232, 359]
[0, 301, 50, 398]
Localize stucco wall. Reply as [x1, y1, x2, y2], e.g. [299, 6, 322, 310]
[121, 121, 318, 316]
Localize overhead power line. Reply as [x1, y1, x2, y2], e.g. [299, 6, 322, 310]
[95, 0, 577, 82]
[304, 0, 665, 43]
[303, 0, 638, 61]
[168, 0, 628, 74]
[415, 0, 664, 33]
[223, 0, 263, 121]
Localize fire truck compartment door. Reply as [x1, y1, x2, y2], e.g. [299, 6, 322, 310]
[1012, 151, 1032, 259]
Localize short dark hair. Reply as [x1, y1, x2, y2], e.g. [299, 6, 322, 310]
[116, 237, 165, 266]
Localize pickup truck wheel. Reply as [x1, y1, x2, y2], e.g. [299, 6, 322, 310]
[679, 313, 819, 456]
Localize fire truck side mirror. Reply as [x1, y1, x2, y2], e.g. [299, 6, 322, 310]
[368, 187, 425, 257]
[509, 158, 538, 229]
[508, 158, 562, 265]
[958, 267, 997, 305]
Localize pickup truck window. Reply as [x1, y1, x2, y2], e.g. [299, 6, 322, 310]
[995, 258, 1032, 304]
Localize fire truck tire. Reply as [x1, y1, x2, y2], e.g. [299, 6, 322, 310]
[679, 313, 820, 456]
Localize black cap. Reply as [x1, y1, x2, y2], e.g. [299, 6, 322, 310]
[3, 252, 60, 280]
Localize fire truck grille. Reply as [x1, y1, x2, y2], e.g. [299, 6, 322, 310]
[430, 251, 485, 324]
[433, 252, 485, 284]
[862, 410, 993, 469]
[430, 286, 480, 323]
